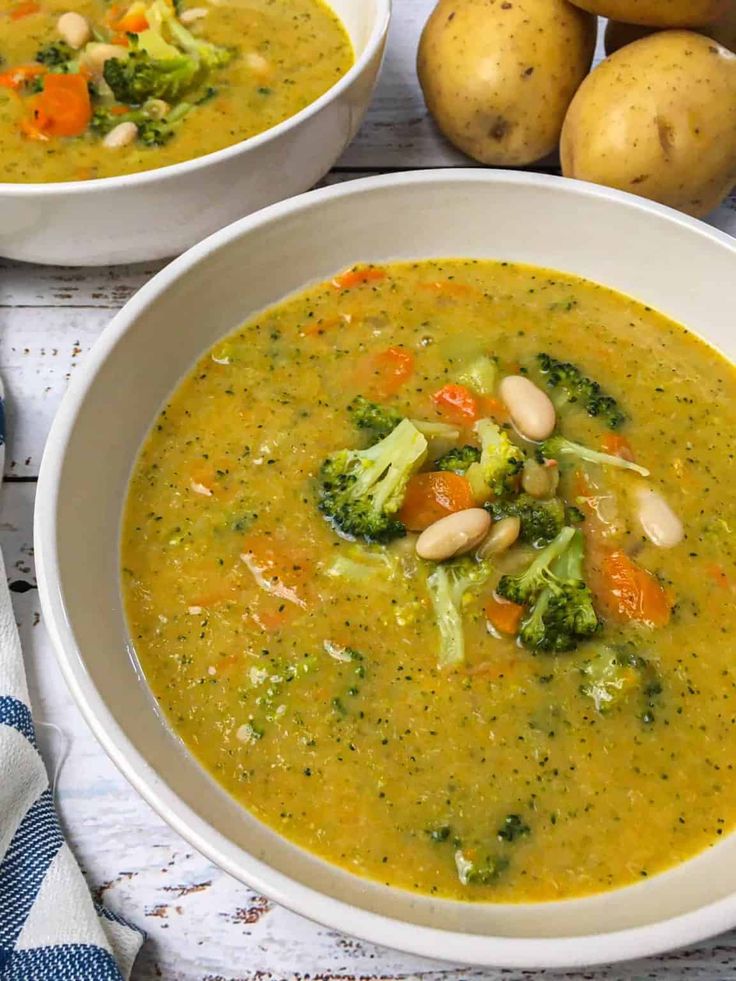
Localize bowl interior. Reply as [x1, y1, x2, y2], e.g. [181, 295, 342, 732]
[40, 173, 736, 957]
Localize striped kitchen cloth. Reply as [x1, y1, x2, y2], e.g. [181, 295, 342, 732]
[0, 378, 145, 979]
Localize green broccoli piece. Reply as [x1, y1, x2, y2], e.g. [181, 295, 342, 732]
[497, 528, 599, 653]
[536, 353, 626, 429]
[426, 557, 493, 668]
[146, 0, 233, 69]
[91, 100, 193, 146]
[497, 813, 530, 842]
[103, 51, 200, 104]
[489, 494, 565, 546]
[541, 435, 650, 478]
[435, 445, 481, 475]
[318, 418, 427, 543]
[496, 527, 576, 605]
[347, 396, 403, 441]
[455, 848, 509, 886]
[581, 646, 662, 721]
[36, 42, 74, 66]
[465, 418, 525, 498]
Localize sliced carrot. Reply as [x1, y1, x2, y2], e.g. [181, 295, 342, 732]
[431, 383, 479, 425]
[485, 595, 524, 635]
[399, 471, 475, 531]
[301, 314, 346, 338]
[28, 74, 91, 138]
[10, 1, 40, 19]
[597, 550, 672, 628]
[0, 64, 46, 90]
[707, 563, 731, 590]
[240, 532, 314, 611]
[114, 9, 149, 32]
[601, 434, 635, 462]
[332, 266, 386, 290]
[355, 345, 414, 398]
[110, 33, 132, 45]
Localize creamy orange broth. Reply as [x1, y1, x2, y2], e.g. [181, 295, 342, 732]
[122, 259, 736, 902]
[0, 0, 352, 182]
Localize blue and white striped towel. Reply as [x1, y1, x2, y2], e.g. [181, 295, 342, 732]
[0, 380, 145, 979]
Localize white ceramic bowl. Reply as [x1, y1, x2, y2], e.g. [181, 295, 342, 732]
[0, 0, 389, 267]
[36, 171, 736, 969]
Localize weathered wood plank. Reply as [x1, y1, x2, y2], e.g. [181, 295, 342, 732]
[5, 479, 736, 979]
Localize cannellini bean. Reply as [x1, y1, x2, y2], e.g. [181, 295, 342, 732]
[499, 375, 556, 441]
[416, 508, 491, 562]
[636, 488, 684, 548]
[103, 121, 138, 148]
[81, 43, 129, 76]
[477, 516, 521, 558]
[57, 11, 90, 48]
[521, 458, 559, 499]
[180, 6, 208, 23]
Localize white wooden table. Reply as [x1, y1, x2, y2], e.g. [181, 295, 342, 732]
[2, 2, 736, 977]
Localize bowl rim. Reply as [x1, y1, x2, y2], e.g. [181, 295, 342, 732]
[0, 0, 390, 197]
[35, 169, 736, 969]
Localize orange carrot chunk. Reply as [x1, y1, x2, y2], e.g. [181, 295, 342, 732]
[399, 472, 475, 531]
[114, 9, 149, 31]
[28, 74, 92, 138]
[10, 1, 41, 19]
[332, 266, 386, 289]
[357, 345, 415, 398]
[485, 595, 524, 635]
[431, 384, 479, 425]
[598, 550, 672, 627]
[601, 433, 635, 462]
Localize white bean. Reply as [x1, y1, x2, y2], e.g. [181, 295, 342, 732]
[57, 11, 90, 49]
[499, 375, 556, 441]
[636, 488, 684, 548]
[416, 508, 491, 562]
[103, 121, 138, 148]
[81, 43, 129, 77]
[180, 6, 208, 23]
[477, 516, 521, 558]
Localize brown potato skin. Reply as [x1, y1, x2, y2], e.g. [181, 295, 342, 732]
[417, 0, 596, 166]
[605, 7, 736, 53]
[561, 31, 736, 217]
[569, 0, 730, 27]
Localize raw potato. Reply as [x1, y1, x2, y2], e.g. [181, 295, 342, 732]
[417, 0, 596, 166]
[560, 31, 736, 217]
[568, 0, 729, 27]
[605, 7, 736, 53]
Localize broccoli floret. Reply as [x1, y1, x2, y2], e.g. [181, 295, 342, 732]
[426, 556, 493, 668]
[496, 527, 576, 605]
[454, 849, 509, 886]
[497, 528, 599, 652]
[489, 494, 565, 546]
[36, 42, 74, 66]
[537, 353, 626, 429]
[146, 0, 233, 69]
[103, 50, 200, 103]
[91, 100, 192, 145]
[435, 445, 481, 475]
[541, 435, 650, 478]
[581, 646, 662, 721]
[318, 418, 427, 543]
[348, 396, 403, 441]
[465, 418, 525, 499]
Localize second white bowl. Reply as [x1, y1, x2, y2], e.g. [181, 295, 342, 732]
[0, 0, 389, 266]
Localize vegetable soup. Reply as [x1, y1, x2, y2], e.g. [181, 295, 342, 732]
[122, 259, 736, 902]
[0, 0, 353, 182]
